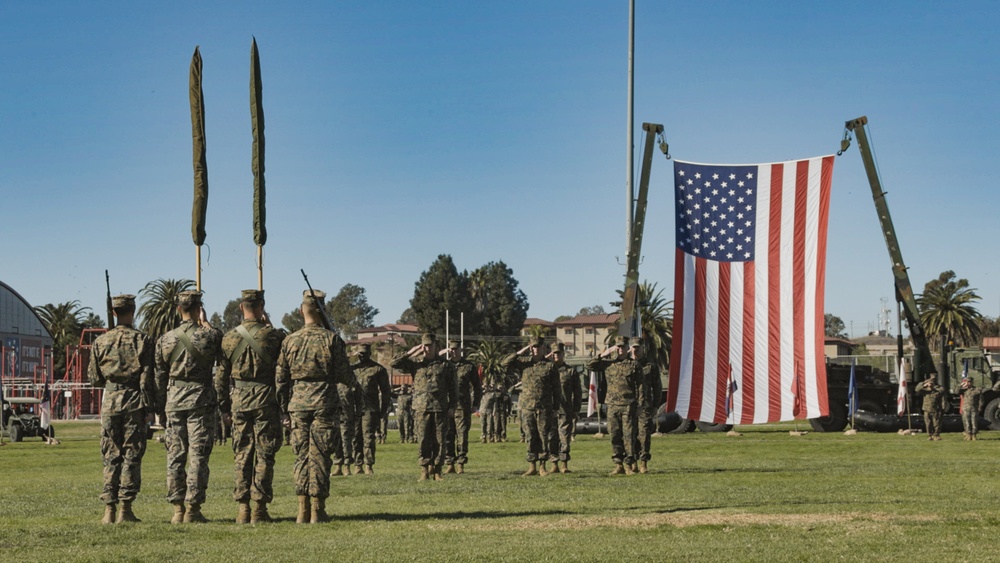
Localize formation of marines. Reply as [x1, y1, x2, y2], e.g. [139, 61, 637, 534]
[89, 291, 663, 524]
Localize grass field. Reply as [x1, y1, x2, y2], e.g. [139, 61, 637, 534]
[1, 420, 997, 561]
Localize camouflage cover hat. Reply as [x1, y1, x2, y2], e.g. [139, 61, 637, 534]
[614, 335, 629, 347]
[629, 337, 643, 348]
[448, 339, 461, 350]
[528, 335, 544, 347]
[241, 289, 264, 304]
[111, 294, 136, 309]
[302, 289, 326, 305]
[421, 333, 436, 345]
[551, 341, 565, 353]
[177, 291, 203, 307]
[357, 343, 372, 352]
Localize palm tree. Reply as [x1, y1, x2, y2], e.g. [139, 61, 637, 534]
[917, 271, 982, 349]
[469, 338, 511, 388]
[612, 281, 673, 376]
[138, 278, 195, 342]
[34, 301, 93, 377]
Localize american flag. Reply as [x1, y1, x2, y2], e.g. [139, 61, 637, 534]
[667, 156, 835, 424]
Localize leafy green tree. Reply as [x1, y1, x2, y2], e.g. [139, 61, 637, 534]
[220, 298, 243, 332]
[825, 313, 848, 338]
[137, 278, 195, 342]
[578, 305, 607, 316]
[397, 307, 418, 325]
[612, 281, 673, 376]
[34, 301, 92, 378]
[281, 307, 304, 333]
[553, 315, 572, 322]
[981, 316, 1000, 339]
[409, 254, 472, 336]
[917, 270, 983, 349]
[328, 283, 379, 340]
[469, 339, 512, 387]
[467, 261, 529, 337]
[82, 312, 105, 329]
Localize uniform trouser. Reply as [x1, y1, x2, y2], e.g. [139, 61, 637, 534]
[961, 410, 978, 435]
[480, 395, 495, 438]
[359, 411, 380, 465]
[446, 406, 473, 464]
[554, 410, 574, 462]
[379, 410, 389, 439]
[607, 403, 637, 464]
[398, 405, 413, 441]
[415, 410, 448, 467]
[165, 406, 216, 505]
[332, 408, 355, 466]
[924, 411, 942, 437]
[497, 400, 509, 439]
[231, 406, 282, 503]
[522, 408, 553, 463]
[290, 409, 337, 498]
[100, 409, 147, 504]
[635, 405, 656, 461]
[352, 415, 364, 467]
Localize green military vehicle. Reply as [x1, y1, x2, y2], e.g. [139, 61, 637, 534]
[2, 396, 52, 442]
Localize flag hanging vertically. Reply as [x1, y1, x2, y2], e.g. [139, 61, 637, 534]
[847, 359, 857, 417]
[725, 366, 738, 421]
[896, 358, 907, 416]
[39, 382, 51, 430]
[587, 370, 598, 417]
[667, 155, 835, 424]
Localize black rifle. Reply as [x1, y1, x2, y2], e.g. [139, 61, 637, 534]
[105, 270, 115, 329]
[300, 269, 334, 332]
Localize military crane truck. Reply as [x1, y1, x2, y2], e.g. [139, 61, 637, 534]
[809, 116, 997, 432]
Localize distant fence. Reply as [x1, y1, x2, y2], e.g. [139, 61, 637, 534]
[828, 354, 907, 374]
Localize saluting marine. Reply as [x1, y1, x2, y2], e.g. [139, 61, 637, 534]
[502, 335, 561, 476]
[443, 339, 483, 474]
[588, 336, 641, 475]
[548, 341, 581, 474]
[631, 338, 662, 474]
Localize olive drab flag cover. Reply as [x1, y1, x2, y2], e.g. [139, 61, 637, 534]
[190, 46, 208, 246]
[250, 37, 266, 246]
[667, 156, 834, 424]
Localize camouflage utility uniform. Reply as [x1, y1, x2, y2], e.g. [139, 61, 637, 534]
[88, 316, 155, 522]
[914, 378, 945, 440]
[155, 315, 223, 519]
[352, 352, 392, 471]
[216, 311, 285, 521]
[332, 376, 358, 473]
[446, 353, 483, 469]
[549, 360, 582, 464]
[276, 322, 351, 519]
[959, 381, 983, 439]
[634, 357, 663, 465]
[391, 350, 457, 477]
[502, 351, 560, 469]
[396, 384, 414, 443]
[588, 349, 640, 471]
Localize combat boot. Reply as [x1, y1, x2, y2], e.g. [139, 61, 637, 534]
[117, 501, 140, 523]
[101, 503, 117, 525]
[236, 501, 251, 524]
[972, 434, 979, 441]
[250, 501, 272, 524]
[419, 465, 429, 481]
[184, 503, 208, 523]
[610, 463, 625, 475]
[354, 465, 363, 476]
[639, 460, 649, 474]
[364, 464, 374, 475]
[480, 436, 487, 443]
[625, 462, 636, 476]
[963, 432, 971, 441]
[444, 464, 456, 474]
[433, 466, 445, 481]
[539, 461, 550, 476]
[456, 463, 464, 474]
[310, 497, 328, 523]
[560, 461, 572, 474]
[522, 462, 538, 476]
[332, 464, 344, 476]
[296, 496, 311, 524]
[170, 503, 185, 525]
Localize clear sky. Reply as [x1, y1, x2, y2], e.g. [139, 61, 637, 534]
[2, 1, 997, 339]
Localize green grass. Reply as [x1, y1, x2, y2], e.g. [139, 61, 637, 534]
[1, 421, 998, 561]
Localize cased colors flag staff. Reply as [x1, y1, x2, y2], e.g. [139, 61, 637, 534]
[667, 155, 835, 424]
[189, 46, 209, 290]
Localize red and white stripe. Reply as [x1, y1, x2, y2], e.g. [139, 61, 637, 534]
[668, 155, 834, 424]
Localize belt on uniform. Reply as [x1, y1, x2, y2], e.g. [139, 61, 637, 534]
[105, 381, 139, 392]
[234, 379, 271, 389]
[169, 379, 207, 388]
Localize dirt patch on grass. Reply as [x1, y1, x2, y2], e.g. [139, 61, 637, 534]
[429, 512, 942, 532]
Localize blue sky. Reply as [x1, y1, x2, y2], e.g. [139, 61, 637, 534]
[2, 1, 998, 338]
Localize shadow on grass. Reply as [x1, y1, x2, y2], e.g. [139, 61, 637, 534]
[336, 509, 574, 522]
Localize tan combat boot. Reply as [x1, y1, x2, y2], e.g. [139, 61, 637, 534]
[364, 464, 374, 475]
[310, 497, 328, 523]
[538, 461, 550, 477]
[117, 501, 140, 523]
[610, 463, 625, 475]
[522, 462, 538, 476]
[972, 434, 979, 441]
[170, 503, 185, 524]
[184, 503, 208, 523]
[444, 464, 456, 474]
[433, 466, 444, 481]
[418, 465, 429, 481]
[480, 436, 487, 443]
[456, 463, 464, 474]
[639, 460, 648, 474]
[560, 461, 572, 474]
[250, 501, 272, 524]
[963, 432, 970, 441]
[296, 496, 311, 524]
[332, 464, 344, 476]
[625, 462, 636, 476]
[101, 503, 117, 525]
[354, 465, 363, 476]
[236, 501, 251, 524]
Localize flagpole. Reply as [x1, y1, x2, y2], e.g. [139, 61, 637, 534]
[196, 246, 202, 292]
[257, 245, 263, 291]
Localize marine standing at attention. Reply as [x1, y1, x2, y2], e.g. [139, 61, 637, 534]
[501, 336, 561, 477]
[588, 336, 640, 475]
[215, 289, 286, 524]
[351, 343, 393, 474]
[154, 290, 223, 523]
[443, 339, 483, 474]
[631, 338, 662, 474]
[548, 341, 581, 474]
[275, 289, 352, 523]
[88, 294, 155, 524]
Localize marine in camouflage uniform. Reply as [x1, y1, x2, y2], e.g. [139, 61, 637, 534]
[588, 336, 640, 475]
[479, 384, 495, 443]
[501, 336, 561, 476]
[443, 340, 483, 473]
[331, 374, 358, 475]
[88, 294, 155, 525]
[959, 377, 983, 440]
[396, 384, 414, 443]
[914, 375, 945, 441]
[547, 342, 581, 473]
[391, 333, 457, 481]
[351, 343, 392, 474]
[154, 291, 223, 523]
[631, 339, 662, 474]
[276, 290, 352, 523]
[215, 289, 285, 524]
